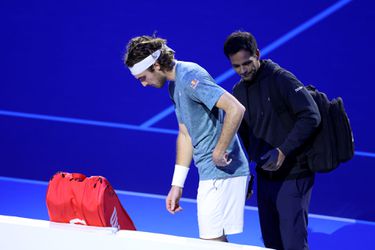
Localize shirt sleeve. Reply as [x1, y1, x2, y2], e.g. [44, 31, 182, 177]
[183, 71, 225, 111]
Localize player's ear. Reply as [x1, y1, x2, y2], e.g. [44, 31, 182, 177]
[154, 62, 161, 71]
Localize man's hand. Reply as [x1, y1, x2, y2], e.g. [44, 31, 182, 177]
[260, 148, 285, 171]
[166, 185, 183, 214]
[247, 189, 254, 200]
[246, 174, 255, 200]
[212, 149, 232, 167]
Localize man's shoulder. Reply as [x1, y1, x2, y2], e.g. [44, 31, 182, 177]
[259, 60, 301, 91]
[259, 59, 283, 77]
[178, 61, 209, 83]
[262, 59, 297, 80]
[178, 61, 203, 75]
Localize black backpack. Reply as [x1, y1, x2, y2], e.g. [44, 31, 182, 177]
[269, 82, 355, 173]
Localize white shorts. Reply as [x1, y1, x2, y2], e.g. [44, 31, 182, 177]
[197, 175, 249, 239]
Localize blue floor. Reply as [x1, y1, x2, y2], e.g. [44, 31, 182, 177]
[0, 176, 374, 249]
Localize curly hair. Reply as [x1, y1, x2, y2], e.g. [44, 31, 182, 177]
[223, 31, 258, 58]
[124, 35, 175, 72]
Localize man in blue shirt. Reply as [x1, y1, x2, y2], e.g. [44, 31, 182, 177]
[124, 35, 250, 242]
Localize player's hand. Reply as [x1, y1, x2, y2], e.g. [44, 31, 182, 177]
[212, 150, 232, 167]
[166, 185, 183, 214]
[260, 148, 285, 171]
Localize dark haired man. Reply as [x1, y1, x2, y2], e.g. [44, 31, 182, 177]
[224, 31, 321, 249]
[124, 35, 250, 242]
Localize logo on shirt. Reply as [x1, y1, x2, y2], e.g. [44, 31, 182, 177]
[190, 79, 199, 89]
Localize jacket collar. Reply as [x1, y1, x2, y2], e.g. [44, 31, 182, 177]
[241, 59, 280, 86]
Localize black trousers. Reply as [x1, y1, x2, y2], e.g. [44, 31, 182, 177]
[257, 173, 315, 250]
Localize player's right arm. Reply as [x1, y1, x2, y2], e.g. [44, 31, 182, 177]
[166, 123, 193, 214]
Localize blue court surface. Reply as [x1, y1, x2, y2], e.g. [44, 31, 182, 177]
[1, 176, 374, 250]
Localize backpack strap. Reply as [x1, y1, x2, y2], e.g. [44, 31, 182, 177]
[268, 69, 295, 131]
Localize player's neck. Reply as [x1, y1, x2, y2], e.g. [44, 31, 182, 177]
[165, 60, 177, 81]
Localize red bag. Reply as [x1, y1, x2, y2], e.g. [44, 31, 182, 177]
[46, 172, 136, 230]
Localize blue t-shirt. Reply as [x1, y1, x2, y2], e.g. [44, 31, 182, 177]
[168, 61, 249, 180]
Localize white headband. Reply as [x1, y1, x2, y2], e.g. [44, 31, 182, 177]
[129, 49, 161, 75]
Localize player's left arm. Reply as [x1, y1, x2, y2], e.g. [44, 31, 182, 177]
[213, 92, 245, 166]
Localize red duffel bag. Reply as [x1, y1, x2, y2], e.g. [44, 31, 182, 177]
[46, 172, 136, 230]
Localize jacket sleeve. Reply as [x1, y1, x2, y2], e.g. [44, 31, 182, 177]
[237, 116, 250, 151]
[276, 70, 321, 156]
[232, 82, 250, 151]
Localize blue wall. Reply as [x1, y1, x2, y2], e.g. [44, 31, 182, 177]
[0, 0, 374, 221]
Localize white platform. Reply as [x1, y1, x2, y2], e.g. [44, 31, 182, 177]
[0, 215, 271, 250]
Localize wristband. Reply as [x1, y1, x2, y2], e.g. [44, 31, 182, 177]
[171, 164, 189, 188]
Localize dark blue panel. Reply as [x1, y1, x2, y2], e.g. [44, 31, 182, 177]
[0, 0, 374, 222]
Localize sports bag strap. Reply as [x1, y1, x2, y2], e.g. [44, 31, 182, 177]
[71, 173, 86, 181]
[269, 70, 295, 131]
[245, 81, 251, 124]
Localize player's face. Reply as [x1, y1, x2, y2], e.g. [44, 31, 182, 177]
[135, 66, 167, 88]
[229, 49, 260, 82]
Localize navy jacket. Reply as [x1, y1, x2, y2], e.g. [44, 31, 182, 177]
[233, 60, 321, 179]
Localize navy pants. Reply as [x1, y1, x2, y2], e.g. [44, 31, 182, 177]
[257, 173, 315, 250]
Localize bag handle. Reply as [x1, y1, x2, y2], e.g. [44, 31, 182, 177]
[70, 173, 86, 181]
[69, 218, 87, 225]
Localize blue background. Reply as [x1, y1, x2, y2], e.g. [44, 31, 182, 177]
[0, 0, 374, 222]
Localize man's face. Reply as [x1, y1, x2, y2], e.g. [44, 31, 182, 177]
[229, 49, 260, 82]
[135, 65, 167, 88]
